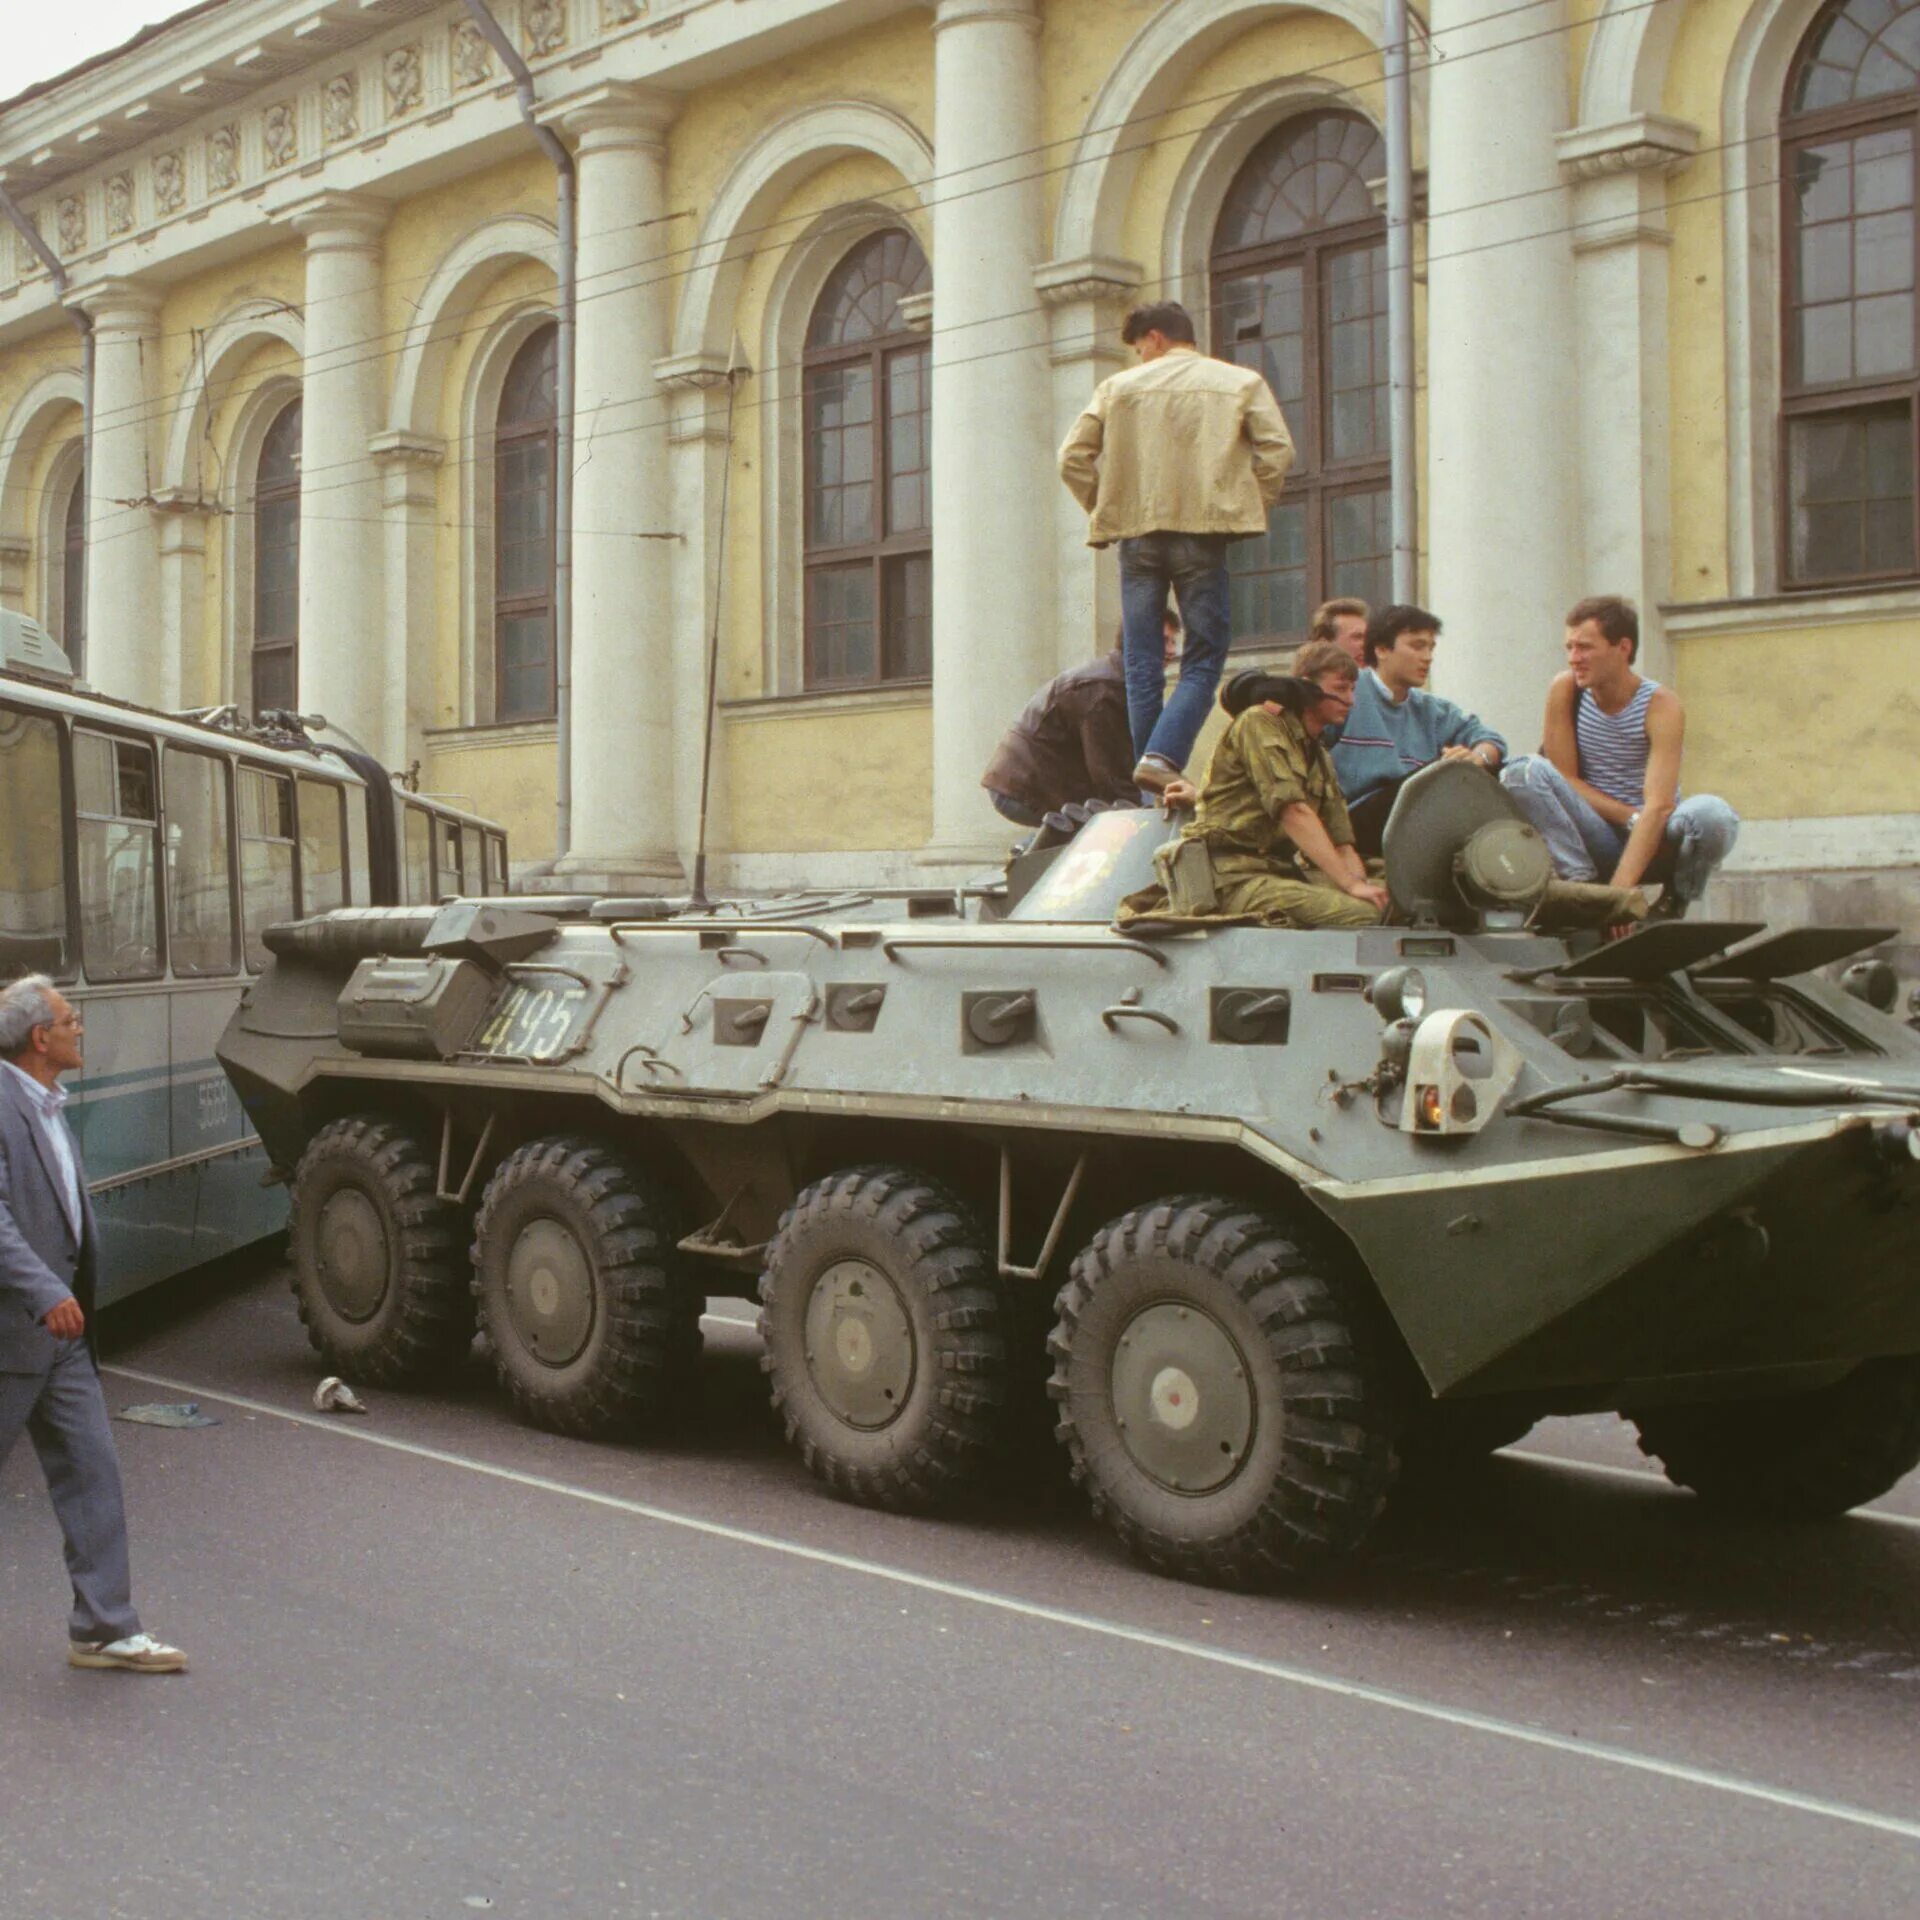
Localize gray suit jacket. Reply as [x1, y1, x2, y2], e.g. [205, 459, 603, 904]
[0, 1069, 99, 1374]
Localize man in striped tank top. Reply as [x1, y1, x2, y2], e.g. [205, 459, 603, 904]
[1501, 596, 1739, 916]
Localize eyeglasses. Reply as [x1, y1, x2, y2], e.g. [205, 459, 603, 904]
[43, 1015, 83, 1031]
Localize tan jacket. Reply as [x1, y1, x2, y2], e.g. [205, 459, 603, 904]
[1058, 348, 1294, 547]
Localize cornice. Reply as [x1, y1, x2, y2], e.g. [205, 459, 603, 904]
[1033, 255, 1143, 307]
[1555, 114, 1701, 183]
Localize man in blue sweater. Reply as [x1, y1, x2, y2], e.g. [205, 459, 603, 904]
[1328, 604, 1506, 858]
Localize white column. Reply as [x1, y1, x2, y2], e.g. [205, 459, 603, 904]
[76, 280, 163, 706]
[925, 0, 1055, 861]
[547, 83, 682, 890]
[151, 491, 216, 709]
[1556, 116, 1699, 688]
[654, 355, 737, 881]
[1036, 257, 1139, 677]
[1424, 0, 1579, 751]
[283, 192, 389, 757]
[370, 429, 446, 769]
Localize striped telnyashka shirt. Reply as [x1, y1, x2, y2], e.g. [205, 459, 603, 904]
[1574, 679, 1662, 808]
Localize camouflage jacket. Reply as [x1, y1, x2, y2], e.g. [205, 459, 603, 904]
[1185, 705, 1353, 873]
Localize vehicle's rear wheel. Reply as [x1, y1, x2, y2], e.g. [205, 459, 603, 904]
[1049, 1195, 1397, 1587]
[289, 1114, 474, 1384]
[758, 1165, 1009, 1511]
[471, 1135, 699, 1438]
[1630, 1357, 1920, 1518]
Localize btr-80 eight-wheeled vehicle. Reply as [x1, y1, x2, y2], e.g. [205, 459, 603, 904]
[217, 765, 1920, 1588]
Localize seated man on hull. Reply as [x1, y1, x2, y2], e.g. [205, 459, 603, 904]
[1309, 596, 1371, 669]
[981, 613, 1181, 829]
[1501, 596, 1739, 917]
[1123, 641, 1389, 930]
[1329, 604, 1505, 859]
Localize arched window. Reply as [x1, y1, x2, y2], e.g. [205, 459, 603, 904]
[61, 465, 85, 674]
[253, 399, 302, 712]
[1781, 0, 1919, 585]
[1210, 112, 1389, 642]
[494, 324, 558, 722]
[802, 230, 932, 687]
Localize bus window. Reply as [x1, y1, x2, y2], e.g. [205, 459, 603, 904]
[0, 706, 73, 979]
[239, 766, 296, 969]
[346, 786, 371, 907]
[74, 730, 162, 982]
[460, 824, 483, 898]
[298, 777, 347, 915]
[485, 832, 508, 896]
[438, 817, 462, 897]
[403, 803, 432, 903]
[163, 747, 236, 975]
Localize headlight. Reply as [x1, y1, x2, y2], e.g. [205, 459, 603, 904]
[1369, 965, 1428, 1024]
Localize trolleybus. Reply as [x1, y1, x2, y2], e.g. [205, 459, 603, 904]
[0, 611, 509, 1305]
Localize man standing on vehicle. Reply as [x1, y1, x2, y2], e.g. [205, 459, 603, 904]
[1501, 596, 1739, 916]
[1058, 301, 1294, 797]
[981, 613, 1182, 828]
[0, 975, 187, 1674]
[1330, 605, 1506, 859]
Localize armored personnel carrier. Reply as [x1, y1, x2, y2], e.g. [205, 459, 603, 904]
[217, 765, 1920, 1588]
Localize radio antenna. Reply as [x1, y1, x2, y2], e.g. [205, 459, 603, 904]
[689, 334, 748, 911]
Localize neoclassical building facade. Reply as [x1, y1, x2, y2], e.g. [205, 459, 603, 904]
[0, 0, 1915, 933]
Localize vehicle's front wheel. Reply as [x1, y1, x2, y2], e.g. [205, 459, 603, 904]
[1631, 1357, 1920, 1518]
[289, 1114, 474, 1384]
[472, 1135, 700, 1438]
[758, 1165, 1009, 1511]
[1049, 1195, 1397, 1587]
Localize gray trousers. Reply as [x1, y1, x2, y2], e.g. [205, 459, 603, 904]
[0, 1342, 140, 1643]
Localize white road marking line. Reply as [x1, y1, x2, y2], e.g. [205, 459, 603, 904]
[106, 1365, 1920, 1845]
[1502, 1447, 1920, 1535]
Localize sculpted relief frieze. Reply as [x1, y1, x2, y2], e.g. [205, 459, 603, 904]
[105, 173, 135, 237]
[525, 0, 568, 56]
[263, 101, 298, 170]
[208, 124, 240, 192]
[451, 20, 493, 88]
[324, 73, 360, 145]
[384, 44, 424, 117]
[154, 150, 186, 214]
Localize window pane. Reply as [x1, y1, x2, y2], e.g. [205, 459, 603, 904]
[460, 826, 483, 897]
[73, 729, 114, 815]
[806, 563, 876, 683]
[298, 778, 346, 916]
[496, 612, 552, 721]
[1789, 125, 1916, 390]
[486, 833, 508, 895]
[1216, 267, 1305, 416]
[79, 818, 160, 981]
[882, 551, 932, 681]
[404, 805, 433, 904]
[239, 767, 296, 970]
[1213, 113, 1385, 253]
[1328, 487, 1393, 604]
[1788, 403, 1916, 581]
[164, 749, 235, 976]
[253, 644, 296, 715]
[0, 708, 72, 976]
[886, 346, 931, 536]
[1228, 500, 1308, 641]
[807, 230, 931, 349]
[1790, 0, 1920, 109]
[438, 819, 462, 896]
[806, 364, 875, 550]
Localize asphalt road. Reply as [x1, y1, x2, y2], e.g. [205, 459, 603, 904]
[5, 1251, 1919, 1920]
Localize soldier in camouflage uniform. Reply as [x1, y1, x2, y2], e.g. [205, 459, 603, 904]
[1122, 641, 1389, 930]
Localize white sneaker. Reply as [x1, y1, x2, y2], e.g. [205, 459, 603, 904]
[69, 1631, 189, 1673]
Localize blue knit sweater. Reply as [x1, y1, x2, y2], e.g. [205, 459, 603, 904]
[1328, 669, 1507, 804]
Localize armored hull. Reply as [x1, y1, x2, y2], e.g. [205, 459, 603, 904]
[218, 774, 1920, 1587]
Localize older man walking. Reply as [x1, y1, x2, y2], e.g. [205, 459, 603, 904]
[1059, 300, 1294, 795]
[0, 975, 186, 1673]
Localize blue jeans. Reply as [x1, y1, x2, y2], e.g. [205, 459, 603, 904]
[1119, 532, 1232, 776]
[1501, 756, 1740, 907]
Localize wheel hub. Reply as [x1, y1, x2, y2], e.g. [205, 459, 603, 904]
[1110, 1301, 1255, 1493]
[315, 1188, 390, 1323]
[504, 1216, 596, 1367]
[802, 1258, 915, 1430]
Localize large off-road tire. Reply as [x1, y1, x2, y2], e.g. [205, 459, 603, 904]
[288, 1114, 474, 1385]
[1631, 1357, 1920, 1519]
[758, 1165, 1009, 1512]
[471, 1135, 700, 1439]
[1049, 1195, 1397, 1587]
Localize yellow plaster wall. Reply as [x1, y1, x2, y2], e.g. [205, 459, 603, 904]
[154, 245, 305, 424]
[725, 701, 935, 851]
[422, 733, 558, 862]
[1660, 0, 1750, 602]
[1675, 622, 1920, 821]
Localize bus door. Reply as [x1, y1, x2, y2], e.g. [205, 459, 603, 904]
[67, 726, 177, 1291]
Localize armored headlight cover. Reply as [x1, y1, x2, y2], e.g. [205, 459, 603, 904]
[1369, 965, 1428, 1025]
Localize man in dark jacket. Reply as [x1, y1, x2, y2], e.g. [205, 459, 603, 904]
[983, 615, 1181, 827]
[0, 975, 187, 1674]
